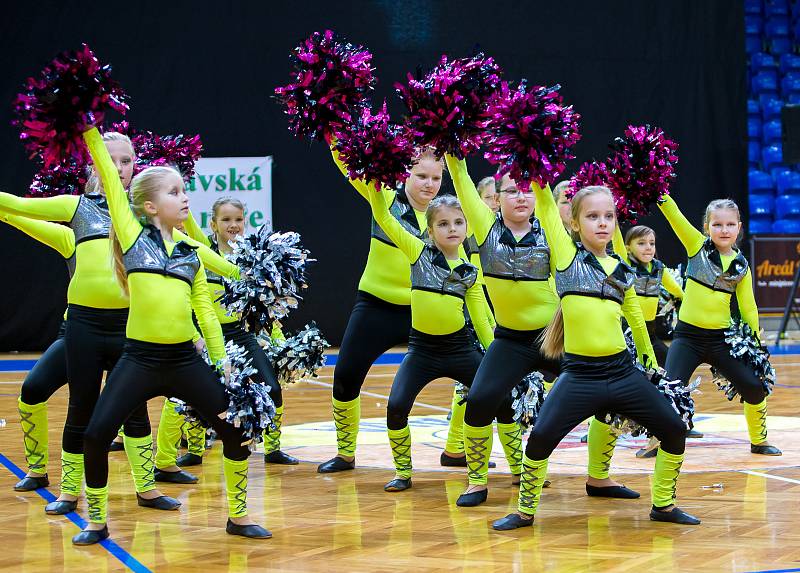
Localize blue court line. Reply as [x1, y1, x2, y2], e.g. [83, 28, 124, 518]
[0, 452, 151, 573]
[745, 568, 800, 573]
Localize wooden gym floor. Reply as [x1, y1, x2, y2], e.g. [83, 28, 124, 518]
[0, 351, 799, 572]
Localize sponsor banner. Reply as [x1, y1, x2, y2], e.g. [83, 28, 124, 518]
[750, 235, 800, 311]
[186, 156, 272, 234]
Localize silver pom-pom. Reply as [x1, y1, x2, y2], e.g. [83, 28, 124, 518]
[219, 226, 313, 333]
[454, 381, 470, 403]
[511, 371, 546, 429]
[711, 319, 775, 402]
[264, 322, 330, 387]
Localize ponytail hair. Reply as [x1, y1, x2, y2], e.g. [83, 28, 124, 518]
[538, 304, 565, 360]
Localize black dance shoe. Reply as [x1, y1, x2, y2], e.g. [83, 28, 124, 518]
[264, 450, 300, 465]
[14, 474, 49, 491]
[492, 513, 534, 530]
[586, 483, 640, 499]
[176, 453, 203, 467]
[45, 499, 77, 515]
[317, 456, 355, 473]
[440, 452, 496, 468]
[226, 518, 272, 539]
[136, 493, 181, 510]
[751, 443, 782, 456]
[650, 506, 701, 525]
[384, 478, 412, 492]
[154, 468, 198, 484]
[108, 441, 124, 452]
[72, 526, 109, 546]
[456, 488, 488, 507]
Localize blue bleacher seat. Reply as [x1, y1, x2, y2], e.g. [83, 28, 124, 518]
[766, 0, 790, 18]
[750, 116, 764, 139]
[750, 194, 775, 215]
[747, 34, 763, 54]
[776, 194, 800, 218]
[753, 70, 779, 94]
[794, 18, 800, 39]
[747, 15, 765, 35]
[777, 170, 800, 193]
[783, 72, 800, 97]
[770, 36, 793, 54]
[761, 96, 784, 119]
[749, 99, 760, 117]
[772, 218, 800, 232]
[746, 0, 762, 14]
[752, 51, 778, 72]
[780, 53, 800, 73]
[763, 118, 782, 143]
[750, 169, 775, 193]
[763, 144, 784, 170]
[766, 16, 791, 36]
[750, 141, 762, 165]
[750, 219, 773, 234]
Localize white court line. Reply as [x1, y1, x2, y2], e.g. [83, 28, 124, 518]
[304, 379, 451, 413]
[739, 470, 800, 485]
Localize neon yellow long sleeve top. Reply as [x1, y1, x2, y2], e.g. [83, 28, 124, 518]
[447, 155, 558, 331]
[658, 195, 758, 332]
[0, 192, 128, 309]
[611, 227, 684, 321]
[534, 183, 656, 364]
[365, 184, 494, 349]
[0, 211, 75, 260]
[84, 127, 226, 363]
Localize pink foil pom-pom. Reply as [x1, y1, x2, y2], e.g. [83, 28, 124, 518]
[396, 53, 502, 159]
[333, 101, 415, 191]
[275, 30, 376, 142]
[12, 44, 129, 169]
[567, 160, 609, 198]
[28, 159, 88, 198]
[106, 122, 203, 182]
[484, 81, 581, 189]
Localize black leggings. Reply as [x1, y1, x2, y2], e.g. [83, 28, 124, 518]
[222, 322, 282, 408]
[62, 305, 150, 454]
[526, 350, 686, 459]
[464, 325, 561, 427]
[20, 322, 67, 405]
[387, 328, 496, 430]
[647, 320, 669, 367]
[84, 339, 250, 488]
[665, 320, 766, 405]
[334, 291, 412, 402]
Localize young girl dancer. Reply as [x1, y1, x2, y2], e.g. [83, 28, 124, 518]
[72, 127, 269, 544]
[447, 156, 639, 507]
[0, 134, 174, 516]
[493, 183, 698, 530]
[658, 196, 780, 456]
[365, 182, 497, 492]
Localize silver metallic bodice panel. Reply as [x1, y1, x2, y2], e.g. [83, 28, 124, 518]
[479, 216, 551, 281]
[555, 245, 634, 304]
[686, 240, 748, 294]
[123, 226, 201, 286]
[371, 194, 425, 245]
[410, 246, 478, 299]
[629, 255, 664, 298]
[70, 193, 111, 244]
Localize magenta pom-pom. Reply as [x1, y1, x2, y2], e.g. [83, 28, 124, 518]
[275, 30, 375, 142]
[605, 125, 679, 223]
[567, 160, 609, 198]
[484, 81, 581, 189]
[28, 159, 88, 198]
[131, 130, 203, 182]
[396, 53, 502, 159]
[333, 101, 415, 191]
[12, 44, 129, 168]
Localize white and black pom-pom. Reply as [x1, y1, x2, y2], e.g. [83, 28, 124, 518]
[454, 381, 470, 404]
[265, 322, 330, 387]
[176, 341, 276, 449]
[711, 319, 775, 402]
[219, 226, 313, 333]
[511, 371, 546, 429]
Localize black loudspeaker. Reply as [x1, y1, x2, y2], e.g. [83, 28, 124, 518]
[782, 104, 800, 164]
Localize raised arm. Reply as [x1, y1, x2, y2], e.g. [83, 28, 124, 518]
[330, 142, 372, 201]
[465, 282, 494, 350]
[183, 210, 212, 247]
[0, 211, 75, 259]
[190, 261, 226, 364]
[365, 184, 424, 262]
[173, 229, 239, 279]
[533, 182, 576, 270]
[444, 155, 495, 243]
[621, 287, 657, 368]
[83, 127, 141, 251]
[661, 267, 684, 299]
[736, 269, 760, 335]
[611, 226, 629, 263]
[657, 195, 705, 256]
[0, 192, 79, 222]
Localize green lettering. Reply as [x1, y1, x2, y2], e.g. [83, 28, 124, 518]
[249, 210, 264, 228]
[199, 174, 214, 191]
[186, 176, 196, 192]
[230, 168, 245, 191]
[200, 211, 210, 230]
[247, 166, 262, 191]
[215, 174, 227, 191]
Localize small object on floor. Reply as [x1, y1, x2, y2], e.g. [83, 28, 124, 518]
[264, 450, 300, 465]
[44, 499, 77, 515]
[226, 519, 272, 539]
[176, 453, 203, 467]
[580, 433, 588, 443]
[384, 478, 412, 492]
[585, 483, 640, 499]
[636, 436, 661, 459]
[686, 428, 704, 438]
[154, 468, 198, 484]
[700, 483, 724, 490]
[492, 513, 534, 530]
[317, 456, 355, 473]
[751, 444, 782, 456]
[14, 474, 49, 491]
[108, 440, 124, 452]
[456, 488, 488, 507]
[440, 452, 496, 468]
[72, 526, 109, 546]
[136, 493, 181, 510]
[649, 506, 701, 525]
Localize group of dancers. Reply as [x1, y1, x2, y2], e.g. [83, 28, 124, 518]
[2, 42, 781, 547]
